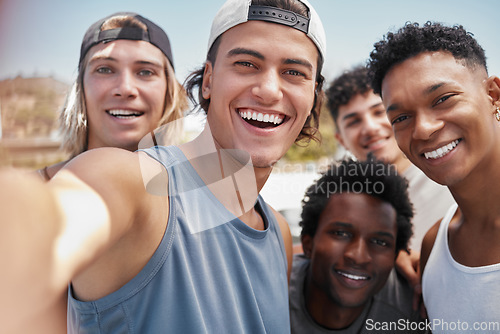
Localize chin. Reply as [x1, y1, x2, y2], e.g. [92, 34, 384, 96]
[337, 296, 370, 309]
[250, 153, 282, 169]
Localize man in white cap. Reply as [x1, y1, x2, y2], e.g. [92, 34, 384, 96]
[0, 0, 326, 333]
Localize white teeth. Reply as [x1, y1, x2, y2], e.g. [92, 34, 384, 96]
[337, 271, 369, 281]
[366, 138, 385, 149]
[107, 109, 142, 118]
[238, 111, 284, 125]
[424, 139, 460, 160]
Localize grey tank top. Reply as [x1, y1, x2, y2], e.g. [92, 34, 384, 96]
[67, 145, 290, 333]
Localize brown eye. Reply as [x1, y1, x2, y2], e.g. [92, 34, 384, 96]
[285, 69, 304, 77]
[391, 115, 409, 125]
[372, 238, 389, 247]
[235, 61, 255, 68]
[434, 94, 455, 106]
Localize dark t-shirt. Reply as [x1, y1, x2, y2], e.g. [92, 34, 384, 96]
[289, 254, 428, 333]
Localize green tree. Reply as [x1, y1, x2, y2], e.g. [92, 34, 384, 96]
[284, 105, 338, 162]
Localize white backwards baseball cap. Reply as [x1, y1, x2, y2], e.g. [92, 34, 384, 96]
[208, 0, 326, 62]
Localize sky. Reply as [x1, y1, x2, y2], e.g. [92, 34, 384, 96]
[0, 0, 499, 86]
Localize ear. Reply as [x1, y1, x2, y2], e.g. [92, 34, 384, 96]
[335, 131, 346, 148]
[487, 75, 500, 106]
[202, 61, 213, 100]
[301, 234, 313, 259]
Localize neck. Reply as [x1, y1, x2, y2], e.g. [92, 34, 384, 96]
[449, 146, 500, 228]
[393, 155, 411, 173]
[180, 125, 265, 221]
[451, 182, 500, 229]
[253, 164, 273, 192]
[87, 141, 138, 153]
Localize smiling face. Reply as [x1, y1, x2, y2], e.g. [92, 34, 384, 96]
[302, 192, 397, 317]
[335, 91, 409, 171]
[382, 51, 500, 187]
[201, 20, 318, 168]
[83, 39, 167, 152]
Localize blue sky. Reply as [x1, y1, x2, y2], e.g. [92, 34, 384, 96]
[0, 0, 499, 85]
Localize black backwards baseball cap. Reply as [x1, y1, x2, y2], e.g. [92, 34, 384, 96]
[79, 12, 174, 71]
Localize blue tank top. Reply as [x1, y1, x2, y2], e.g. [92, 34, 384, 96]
[67, 145, 290, 333]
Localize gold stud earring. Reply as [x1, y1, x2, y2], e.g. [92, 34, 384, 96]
[495, 107, 500, 122]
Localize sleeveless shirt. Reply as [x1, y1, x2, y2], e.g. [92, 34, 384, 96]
[422, 203, 500, 334]
[67, 145, 290, 333]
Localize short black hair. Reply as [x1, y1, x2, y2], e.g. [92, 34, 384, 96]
[368, 21, 487, 96]
[300, 157, 413, 254]
[325, 65, 372, 128]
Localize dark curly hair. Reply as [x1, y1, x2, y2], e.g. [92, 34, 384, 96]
[184, 0, 325, 143]
[300, 157, 413, 254]
[368, 21, 487, 96]
[325, 65, 372, 129]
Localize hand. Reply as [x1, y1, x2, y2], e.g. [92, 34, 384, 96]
[395, 249, 419, 288]
[395, 249, 427, 316]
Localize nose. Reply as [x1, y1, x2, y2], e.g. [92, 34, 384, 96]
[360, 114, 382, 137]
[251, 70, 283, 104]
[112, 70, 138, 98]
[344, 237, 371, 266]
[412, 110, 444, 140]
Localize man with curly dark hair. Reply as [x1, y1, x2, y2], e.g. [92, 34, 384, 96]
[367, 22, 500, 332]
[289, 158, 427, 333]
[325, 65, 454, 290]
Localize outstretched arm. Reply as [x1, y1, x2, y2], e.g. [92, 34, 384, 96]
[0, 148, 163, 333]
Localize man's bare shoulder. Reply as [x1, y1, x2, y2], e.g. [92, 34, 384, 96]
[420, 220, 441, 274]
[59, 148, 164, 189]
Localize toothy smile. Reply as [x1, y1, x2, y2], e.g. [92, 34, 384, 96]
[365, 138, 387, 150]
[336, 270, 370, 281]
[423, 139, 461, 160]
[238, 110, 284, 127]
[107, 109, 144, 119]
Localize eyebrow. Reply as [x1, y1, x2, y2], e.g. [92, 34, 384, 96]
[88, 55, 118, 65]
[227, 47, 313, 70]
[332, 222, 353, 228]
[373, 231, 395, 240]
[342, 102, 384, 122]
[88, 55, 163, 68]
[228, 48, 264, 60]
[331, 222, 395, 239]
[386, 82, 448, 113]
[426, 82, 446, 94]
[283, 58, 313, 71]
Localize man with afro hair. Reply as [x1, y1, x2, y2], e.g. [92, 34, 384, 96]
[368, 22, 500, 332]
[289, 158, 427, 333]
